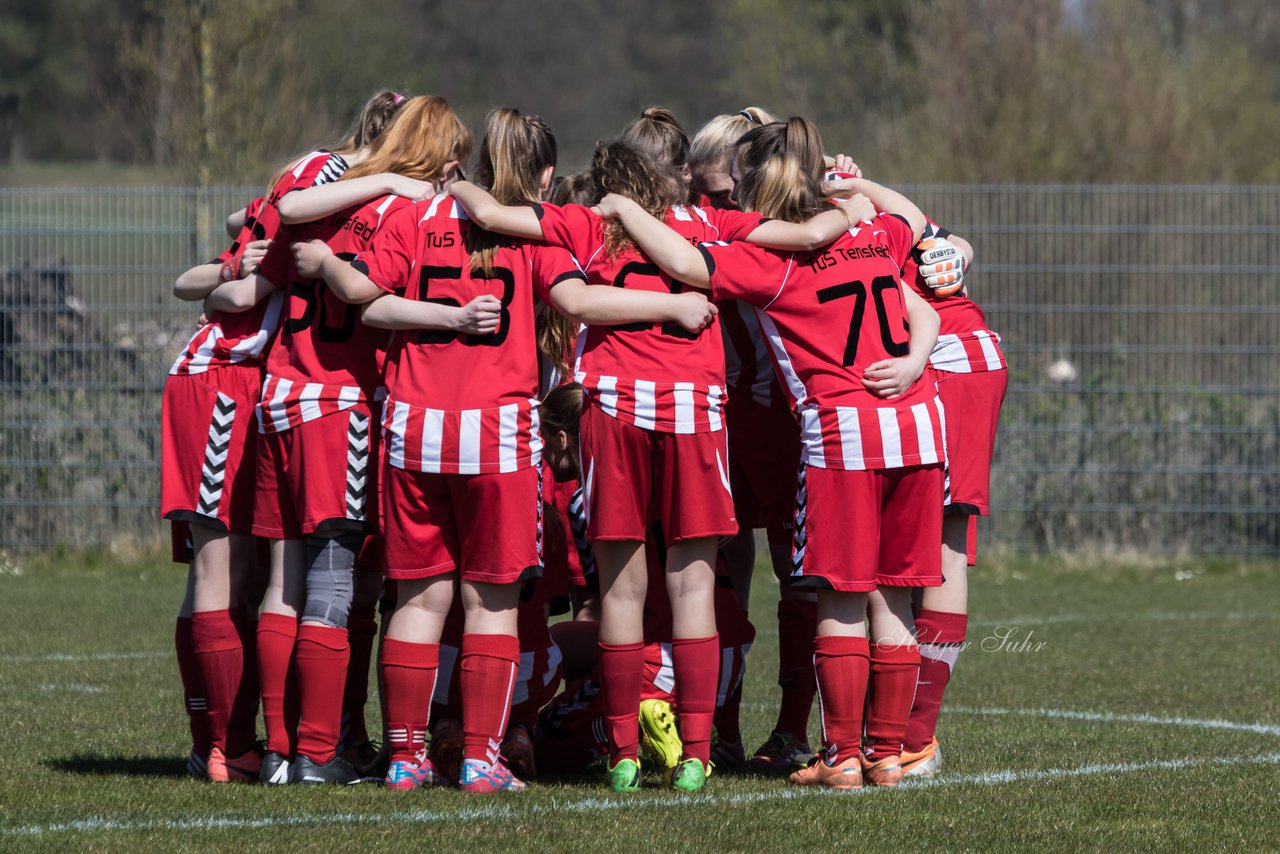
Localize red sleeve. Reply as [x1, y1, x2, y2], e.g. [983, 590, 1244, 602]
[702, 241, 790, 307]
[529, 244, 586, 304]
[533, 202, 601, 265]
[876, 213, 916, 270]
[256, 227, 296, 289]
[709, 207, 768, 242]
[362, 205, 418, 293]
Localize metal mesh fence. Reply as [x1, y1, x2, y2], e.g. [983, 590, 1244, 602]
[1, 185, 1277, 554]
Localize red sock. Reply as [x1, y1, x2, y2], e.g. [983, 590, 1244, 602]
[460, 633, 520, 766]
[774, 598, 817, 740]
[813, 635, 870, 765]
[228, 609, 259, 755]
[672, 634, 718, 765]
[191, 609, 242, 756]
[865, 642, 921, 760]
[381, 637, 438, 764]
[904, 610, 967, 752]
[257, 612, 299, 756]
[294, 623, 350, 764]
[343, 607, 378, 747]
[174, 617, 211, 758]
[599, 641, 644, 764]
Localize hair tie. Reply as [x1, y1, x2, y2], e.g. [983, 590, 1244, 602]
[392, 93, 406, 105]
[738, 109, 762, 125]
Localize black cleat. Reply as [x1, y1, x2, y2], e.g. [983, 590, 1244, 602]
[290, 754, 363, 785]
[260, 751, 291, 785]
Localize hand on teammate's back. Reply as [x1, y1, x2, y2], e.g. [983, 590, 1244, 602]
[240, 239, 272, 275]
[861, 355, 927, 400]
[292, 239, 333, 278]
[455, 294, 503, 335]
[836, 193, 876, 224]
[672, 291, 718, 334]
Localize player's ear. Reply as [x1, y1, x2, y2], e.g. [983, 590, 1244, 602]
[556, 429, 570, 451]
[539, 165, 555, 194]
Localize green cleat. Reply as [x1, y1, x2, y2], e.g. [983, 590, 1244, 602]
[639, 698, 683, 770]
[665, 757, 711, 792]
[607, 757, 641, 792]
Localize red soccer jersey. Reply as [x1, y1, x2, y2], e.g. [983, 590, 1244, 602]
[257, 193, 411, 433]
[826, 170, 1004, 374]
[532, 202, 761, 434]
[362, 194, 586, 475]
[704, 213, 946, 471]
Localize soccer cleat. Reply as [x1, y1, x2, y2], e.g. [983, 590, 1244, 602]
[206, 745, 263, 783]
[289, 754, 363, 785]
[901, 739, 943, 779]
[709, 737, 747, 773]
[501, 723, 537, 780]
[747, 730, 812, 774]
[385, 758, 443, 791]
[260, 751, 291, 785]
[861, 754, 903, 787]
[186, 750, 209, 780]
[606, 757, 641, 792]
[639, 698, 683, 770]
[665, 757, 711, 792]
[459, 758, 527, 793]
[342, 739, 388, 782]
[788, 751, 863, 790]
[429, 718, 464, 785]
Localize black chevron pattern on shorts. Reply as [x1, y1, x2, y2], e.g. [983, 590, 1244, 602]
[197, 393, 236, 517]
[345, 411, 370, 521]
[790, 461, 808, 576]
[943, 459, 953, 507]
[535, 465, 545, 565]
[567, 486, 596, 578]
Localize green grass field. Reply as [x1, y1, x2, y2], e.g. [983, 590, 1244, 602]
[1, 551, 1278, 851]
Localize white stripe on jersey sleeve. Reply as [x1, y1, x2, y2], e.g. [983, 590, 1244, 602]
[837, 407, 863, 470]
[497, 403, 520, 473]
[632, 380, 657, 430]
[420, 408, 445, 474]
[673, 382, 696, 434]
[878, 408, 903, 468]
[756, 308, 809, 406]
[458, 409, 483, 475]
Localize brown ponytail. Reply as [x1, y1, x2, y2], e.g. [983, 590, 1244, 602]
[733, 117, 827, 223]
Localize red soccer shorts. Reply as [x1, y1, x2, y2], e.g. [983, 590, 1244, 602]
[726, 396, 802, 545]
[161, 365, 262, 535]
[252, 407, 378, 539]
[578, 402, 736, 543]
[381, 464, 543, 584]
[790, 463, 944, 592]
[936, 369, 1007, 516]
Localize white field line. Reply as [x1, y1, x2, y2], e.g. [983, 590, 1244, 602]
[6, 751, 1280, 837]
[0, 651, 168, 664]
[949, 706, 1280, 738]
[969, 610, 1268, 629]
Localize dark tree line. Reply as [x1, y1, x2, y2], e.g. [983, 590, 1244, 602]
[2, 0, 1278, 184]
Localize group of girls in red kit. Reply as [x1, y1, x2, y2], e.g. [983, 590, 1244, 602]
[162, 93, 1004, 794]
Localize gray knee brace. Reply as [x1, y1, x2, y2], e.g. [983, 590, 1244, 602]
[303, 533, 361, 629]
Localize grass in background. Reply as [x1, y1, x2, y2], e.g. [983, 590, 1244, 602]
[0, 552, 1278, 851]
